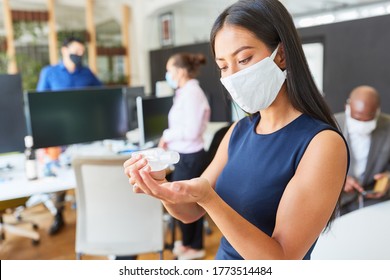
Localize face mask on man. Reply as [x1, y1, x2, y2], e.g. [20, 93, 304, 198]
[220, 45, 287, 114]
[70, 54, 83, 67]
[345, 104, 379, 135]
[165, 71, 178, 89]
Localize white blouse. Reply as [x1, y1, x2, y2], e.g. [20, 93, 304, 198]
[163, 79, 210, 154]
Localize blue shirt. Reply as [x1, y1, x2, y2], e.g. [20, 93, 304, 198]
[215, 113, 344, 260]
[36, 62, 102, 91]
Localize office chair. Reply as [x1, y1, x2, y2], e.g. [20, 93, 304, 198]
[311, 201, 390, 259]
[72, 155, 164, 260]
[205, 123, 232, 164]
[203, 123, 232, 235]
[0, 197, 40, 245]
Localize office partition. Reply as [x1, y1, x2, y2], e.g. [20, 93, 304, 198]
[299, 14, 390, 114]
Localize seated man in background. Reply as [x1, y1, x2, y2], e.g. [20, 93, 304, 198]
[36, 36, 102, 235]
[335, 85, 390, 215]
[37, 36, 102, 91]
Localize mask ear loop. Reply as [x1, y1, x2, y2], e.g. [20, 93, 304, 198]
[270, 44, 287, 78]
[375, 107, 381, 120]
[270, 44, 279, 60]
[345, 104, 351, 117]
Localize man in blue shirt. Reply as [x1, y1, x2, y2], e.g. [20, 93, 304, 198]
[36, 36, 102, 235]
[37, 37, 102, 91]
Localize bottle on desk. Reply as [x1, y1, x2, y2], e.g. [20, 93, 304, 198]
[24, 135, 38, 180]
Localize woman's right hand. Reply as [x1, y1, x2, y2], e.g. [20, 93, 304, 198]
[123, 153, 166, 191]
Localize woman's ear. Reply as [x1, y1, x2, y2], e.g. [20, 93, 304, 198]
[177, 67, 188, 81]
[275, 43, 286, 70]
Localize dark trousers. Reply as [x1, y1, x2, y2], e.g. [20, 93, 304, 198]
[171, 149, 207, 250]
[54, 190, 66, 213]
[340, 195, 390, 216]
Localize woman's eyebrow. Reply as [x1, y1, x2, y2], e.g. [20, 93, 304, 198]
[215, 46, 254, 61]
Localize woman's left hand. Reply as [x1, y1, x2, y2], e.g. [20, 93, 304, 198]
[131, 166, 213, 205]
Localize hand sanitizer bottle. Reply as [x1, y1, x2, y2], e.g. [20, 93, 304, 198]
[132, 148, 180, 171]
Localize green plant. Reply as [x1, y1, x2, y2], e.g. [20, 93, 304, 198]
[4, 20, 46, 89]
[16, 54, 45, 90]
[0, 52, 45, 90]
[0, 52, 8, 73]
[13, 21, 44, 42]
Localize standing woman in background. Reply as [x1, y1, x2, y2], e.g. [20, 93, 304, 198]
[159, 52, 211, 260]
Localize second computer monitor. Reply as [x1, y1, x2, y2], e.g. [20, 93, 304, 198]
[25, 87, 128, 149]
[136, 96, 173, 148]
[124, 86, 145, 130]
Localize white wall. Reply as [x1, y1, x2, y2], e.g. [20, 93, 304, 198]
[0, 0, 235, 93]
[127, 0, 236, 94]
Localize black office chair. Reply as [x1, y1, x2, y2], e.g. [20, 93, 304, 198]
[203, 123, 232, 235]
[0, 197, 40, 245]
[205, 123, 232, 166]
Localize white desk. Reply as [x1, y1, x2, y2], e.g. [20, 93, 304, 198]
[311, 200, 390, 260]
[0, 170, 76, 201]
[0, 154, 76, 201]
[0, 123, 230, 202]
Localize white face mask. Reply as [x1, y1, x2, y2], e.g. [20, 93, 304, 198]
[345, 104, 378, 135]
[220, 45, 287, 114]
[165, 71, 178, 89]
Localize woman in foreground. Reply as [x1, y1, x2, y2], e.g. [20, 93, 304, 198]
[124, 0, 349, 260]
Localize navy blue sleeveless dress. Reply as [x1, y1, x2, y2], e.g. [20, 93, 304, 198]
[215, 112, 342, 260]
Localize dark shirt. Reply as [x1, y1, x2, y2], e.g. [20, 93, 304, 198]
[215, 113, 341, 260]
[36, 62, 102, 91]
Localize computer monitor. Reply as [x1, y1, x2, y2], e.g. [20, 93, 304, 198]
[124, 86, 145, 130]
[136, 96, 173, 147]
[24, 87, 128, 149]
[0, 74, 28, 154]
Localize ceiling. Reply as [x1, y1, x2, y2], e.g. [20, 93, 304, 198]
[0, 0, 389, 34]
[151, 0, 389, 17]
[282, 0, 386, 16]
[0, 0, 388, 16]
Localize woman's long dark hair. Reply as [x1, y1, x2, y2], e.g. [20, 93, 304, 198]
[210, 0, 342, 227]
[210, 0, 338, 129]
